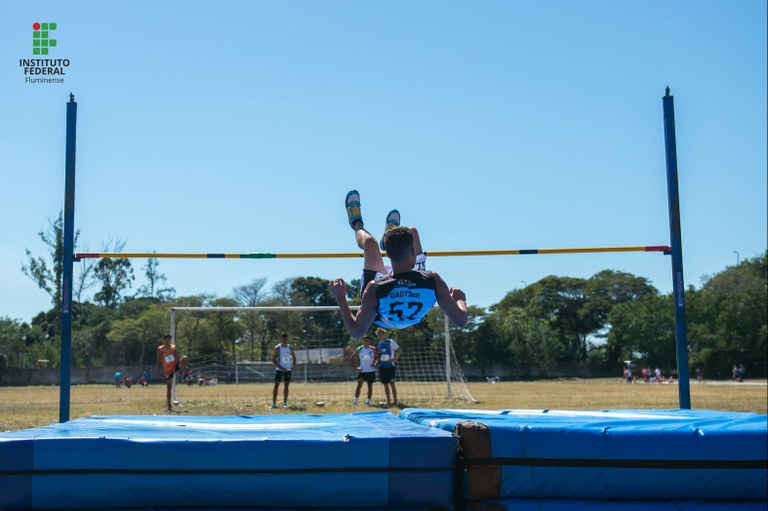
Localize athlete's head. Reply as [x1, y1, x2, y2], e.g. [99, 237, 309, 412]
[382, 226, 415, 262]
[362, 335, 371, 346]
[375, 327, 387, 341]
[162, 333, 172, 345]
[280, 332, 288, 345]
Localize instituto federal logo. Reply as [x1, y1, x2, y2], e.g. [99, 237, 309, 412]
[19, 22, 70, 84]
[32, 22, 57, 55]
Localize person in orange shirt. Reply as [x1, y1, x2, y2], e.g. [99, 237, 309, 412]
[157, 334, 188, 412]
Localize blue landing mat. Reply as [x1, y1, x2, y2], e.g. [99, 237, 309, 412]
[0, 411, 455, 510]
[469, 498, 768, 510]
[399, 408, 768, 501]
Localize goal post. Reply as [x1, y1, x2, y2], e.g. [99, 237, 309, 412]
[169, 305, 476, 404]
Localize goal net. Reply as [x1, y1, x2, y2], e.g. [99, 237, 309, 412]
[169, 305, 476, 405]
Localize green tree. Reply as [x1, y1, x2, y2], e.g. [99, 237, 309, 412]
[21, 212, 84, 332]
[497, 276, 593, 362]
[0, 317, 26, 369]
[93, 241, 134, 309]
[689, 252, 767, 378]
[233, 278, 267, 361]
[605, 293, 675, 372]
[106, 298, 168, 366]
[136, 257, 175, 300]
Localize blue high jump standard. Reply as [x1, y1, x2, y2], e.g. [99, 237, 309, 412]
[0, 411, 455, 510]
[399, 408, 768, 502]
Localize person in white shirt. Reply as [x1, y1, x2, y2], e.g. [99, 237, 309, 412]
[270, 333, 296, 409]
[349, 335, 379, 405]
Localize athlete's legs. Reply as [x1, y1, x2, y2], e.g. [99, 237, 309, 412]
[347, 191, 386, 274]
[391, 381, 398, 404]
[283, 381, 290, 404]
[409, 226, 423, 256]
[272, 381, 280, 405]
[165, 379, 173, 411]
[355, 379, 363, 399]
[383, 383, 392, 405]
[357, 226, 386, 274]
[366, 381, 373, 400]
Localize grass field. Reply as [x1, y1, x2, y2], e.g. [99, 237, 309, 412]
[0, 379, 765, 431]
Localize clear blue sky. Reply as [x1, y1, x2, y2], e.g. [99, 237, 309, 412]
[1, 1, 766, 323]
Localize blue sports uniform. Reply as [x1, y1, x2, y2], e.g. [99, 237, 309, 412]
[372, 270, 437, 329]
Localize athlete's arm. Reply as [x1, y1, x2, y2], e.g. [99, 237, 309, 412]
[289, 345, 296, 370]
[433, 271, 468, 327]
[329, 278, 377, 339]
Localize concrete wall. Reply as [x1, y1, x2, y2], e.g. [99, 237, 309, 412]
[0, 362, 593, 386]
[0, 366, 158, 386]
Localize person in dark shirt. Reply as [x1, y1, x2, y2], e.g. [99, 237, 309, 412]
[330, 190, 467, 339]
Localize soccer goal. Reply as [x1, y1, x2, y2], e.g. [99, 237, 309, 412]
[169, 305, 476, 404]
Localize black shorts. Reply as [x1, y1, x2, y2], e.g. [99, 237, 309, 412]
[274, 370, 292, 383]
[361, 269, 378, 294]
[379, 366, 396, 384]
[357, 372, 376, 384]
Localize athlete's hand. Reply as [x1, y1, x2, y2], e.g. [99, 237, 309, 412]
[329, 278, 347, 302]
[450, 287, 466, 303]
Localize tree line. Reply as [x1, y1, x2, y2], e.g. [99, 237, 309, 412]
[1, 214, 765, 379]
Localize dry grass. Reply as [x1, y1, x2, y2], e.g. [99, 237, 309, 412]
[0, 379, 765, 431]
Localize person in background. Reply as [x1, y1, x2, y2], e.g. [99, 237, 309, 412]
[157, 333, 188, 412]
[375, 327, 401, 407]
[349, 335, 379, 405]
[270, 333, 296, 409]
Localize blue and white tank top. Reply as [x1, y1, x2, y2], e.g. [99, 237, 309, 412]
[356, 346, 376, 373]
[275, 344, 293, 371]
[377, 339, 400, 368]
[374, 270, 437, 329]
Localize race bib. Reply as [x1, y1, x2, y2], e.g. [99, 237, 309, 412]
[380, 354, 390, 362]
[280, 357, 291, 366]
[164, 354, 175, 364]
[362, 354, 372, 362]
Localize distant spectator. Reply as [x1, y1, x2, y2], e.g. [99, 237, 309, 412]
[157, 333, 188, 412]
[738, 364, 745, 382]
[139, 374, 147, 387]
[114, 371, 122, 389]
[642, 367, 650, 383]
[124, 376, 133, 388]
[655, 367, 663, 384]
[695, 367, 703, 384]
[270, 333, 296, 409]
[733, 364, 739, 381]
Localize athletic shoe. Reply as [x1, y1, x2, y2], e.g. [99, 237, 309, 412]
[365, 399, 371, 406]
[268, 403, 276, 409]
[282, 402, 288, 409]
[172, 400, 180, 405]
[166, 407, 173, 413]
[380, 209, 400, 250]
[345, 190, 363, 229]
[352, 398, 358, 405]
